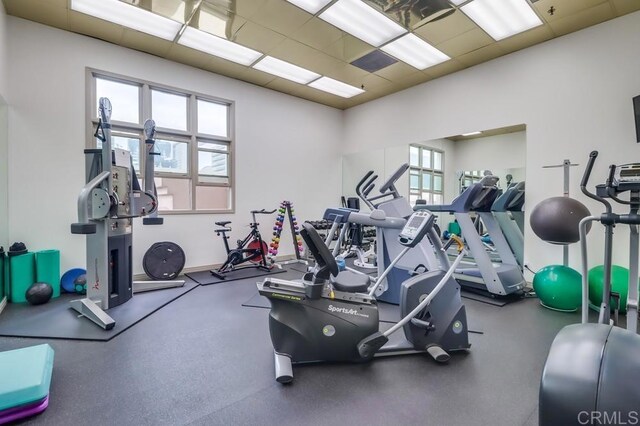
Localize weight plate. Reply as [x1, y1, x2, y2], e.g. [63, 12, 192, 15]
[143, 241, 186, 280]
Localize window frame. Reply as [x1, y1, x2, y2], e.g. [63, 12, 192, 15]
[86, 68, 235, 214]
[408, 144, 444, 205]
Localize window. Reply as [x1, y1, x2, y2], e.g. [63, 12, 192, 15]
[88, 70, 234, 213]
[459, 170, 484, 193]
[409, 145, 444, 206]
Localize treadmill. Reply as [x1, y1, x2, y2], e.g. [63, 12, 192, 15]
[491, 181, 525, 267]
[416, 176, 526, 297]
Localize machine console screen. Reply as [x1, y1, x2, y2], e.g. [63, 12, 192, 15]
[398, 210, 435, 247]
[615, 164, 640, 185]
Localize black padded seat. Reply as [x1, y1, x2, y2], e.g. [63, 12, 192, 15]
[330, 270, 370, 293]
[215, 221, 231, 226]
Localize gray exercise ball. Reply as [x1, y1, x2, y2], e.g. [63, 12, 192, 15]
[530, 196, 591, 245]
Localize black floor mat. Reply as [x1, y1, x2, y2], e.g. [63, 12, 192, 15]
[0, 280, 198, 341]
[461, 288, 528, 307]
[186, 267, 286, 285]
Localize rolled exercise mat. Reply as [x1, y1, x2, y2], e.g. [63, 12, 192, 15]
[35, 250, 60, 299]
[9, 252, 35, 303]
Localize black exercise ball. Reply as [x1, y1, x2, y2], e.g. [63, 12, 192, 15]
[25, 282, 53, 305]
[530, 196, 591, 245]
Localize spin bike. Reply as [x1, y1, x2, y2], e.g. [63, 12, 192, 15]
[211, 209, 276, 279]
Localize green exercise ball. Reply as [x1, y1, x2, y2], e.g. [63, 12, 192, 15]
[533, 265, 582, 312]
[588, 265, 631, 313]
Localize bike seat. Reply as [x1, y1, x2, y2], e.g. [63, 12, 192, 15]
[251, 209, 277, 215]
[330, 270, 370, 293]
[215, 221, 232, 226]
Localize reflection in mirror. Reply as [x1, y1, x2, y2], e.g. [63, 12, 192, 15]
[341, 124, 526, 270]
[0, 98, 7, 313]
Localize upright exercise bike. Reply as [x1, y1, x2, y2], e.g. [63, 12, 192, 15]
[258, 209, 470, 383]
[211, 209, 276, 279]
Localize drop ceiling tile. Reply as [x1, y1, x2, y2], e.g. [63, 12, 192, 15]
[423, 59, 465, 78]
[4, 0, 66, 13]
[190, 4, 246, 39]
[533, 0, 608, 23]
[126, 0, 189, 24]
[456, 44, 506, 67]
[205, 56, 251, 78]
[611, 0, 640, 15]
[68, 11, 125, 45]
[413, 10, 477, 45]
[359, 73, 394, 91]
[374, 61, 418, 80]
[233, 20, 286, 53]
[250, 0, 313, 37]
[322, 64, 369, 87]
[362, 0, 455, 30]
[498, 24, 555, 54]
[121, 29, 173, 57]
[239, 68, 277, 86]
[229, 0, 270, 21]
[4, 0, 68, 28]
[548, 2, 615, 36]
[322, 34, 375, 63]
[165, 44, 214, 70]
[436, 28, 494, 58]
[268, 38, 334, 74]
[292, 17, 344, 51]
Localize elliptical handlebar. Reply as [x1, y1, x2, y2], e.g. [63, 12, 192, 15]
[580, 150, 612, 214]
[379, 163, 409, 194]
[356, 171, 377, 210]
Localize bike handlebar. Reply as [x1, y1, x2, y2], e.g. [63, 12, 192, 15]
[252, 209, 277, 214]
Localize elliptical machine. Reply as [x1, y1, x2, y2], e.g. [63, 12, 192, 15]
[539, 151, 640, 425]
[258, 210, 470, 383]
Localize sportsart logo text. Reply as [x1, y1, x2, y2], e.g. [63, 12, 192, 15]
[328, 305, 369, 318]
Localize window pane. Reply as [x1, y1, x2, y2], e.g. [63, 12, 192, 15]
[422, 172, 431, 190]
[198, 151, 228, 176]
[434, 174, 443, 191]
[196, 186, 231, 210]
[154, 140, 188, 174]
[422, 149, 432, 168]
[110, 135, 140, 171]
[433, 193, 443, 204]
[433, 151, 443, 171]
[96, 78, 140, 123]
[422, 192, 431, 203]
[197, 99, 228, 137]
[410, 173, 419, 190]
[156, 177, 191, 211]
[409, 194, 419, 206]
[198, 141, 228, 151]
[409, 146, 420, 167]
[152, 90, 188, 131]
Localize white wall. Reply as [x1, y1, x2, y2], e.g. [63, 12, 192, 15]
[6, 17, 344, 274]
[452, 131, 526, 180]
[344, 11, 640, 277]
[0, 2, 8, 248]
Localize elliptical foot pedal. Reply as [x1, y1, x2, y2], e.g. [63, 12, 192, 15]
[426, 345, 450, 363]
[357, 332, 389, 359]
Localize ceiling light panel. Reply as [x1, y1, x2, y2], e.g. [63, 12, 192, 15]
[308, 76, 365, 98]
[253, 56, 321, 84]
[460, 0, 543, 41]
[71, 0, 183, 41]
[381, 34, 449, 70]
[286, 0, 333, 14]
[178, 27, 263, 66]
[319, 0, 407, 47]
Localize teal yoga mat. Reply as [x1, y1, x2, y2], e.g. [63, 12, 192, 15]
[36, 250, 60, 298]
[9, 253, 36, 303]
